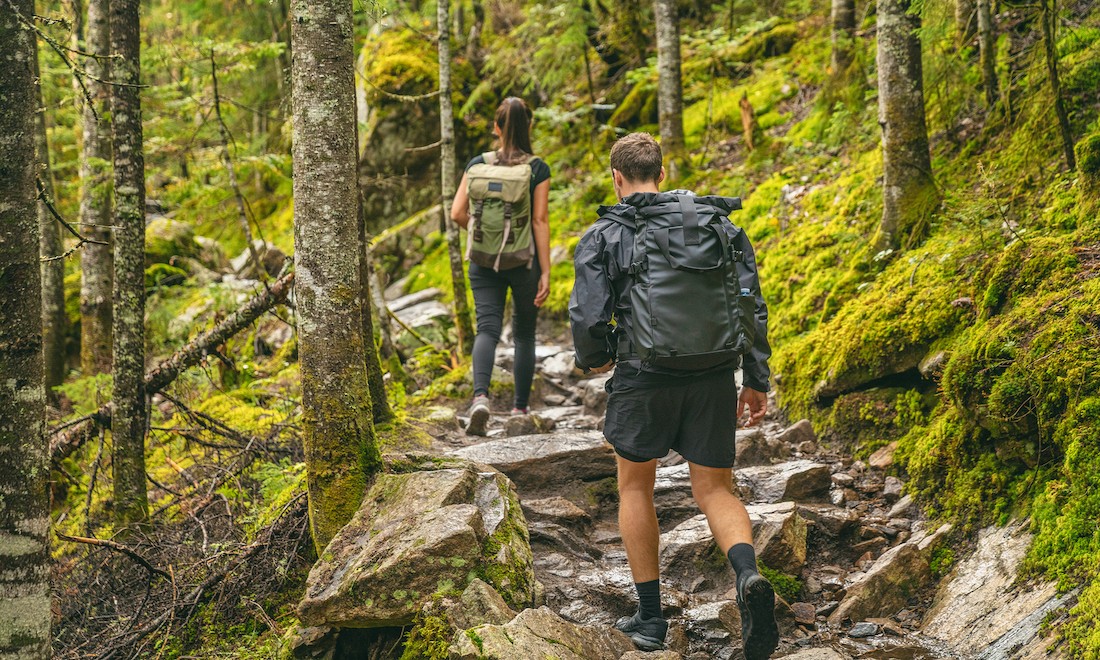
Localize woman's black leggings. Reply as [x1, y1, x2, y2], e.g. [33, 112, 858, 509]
[468, 261, 540, 409]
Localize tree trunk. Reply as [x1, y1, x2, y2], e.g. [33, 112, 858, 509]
[291, 0, 381, 553]
[35, 47, 67, 396]
[358, 189, 394, 424]
[977, 0, 998, 111]
[110, 0, 149, 527]
[1039, 0, 1075, 170]
[739, 92, 757, 152]
[876, 0, 939, 252]
[438, 0, 475, 355]
[831, 0, 857, 74]
[0, 2, 53, 654]
[80, 0, 113, 377]
[956, 0, 976, 46]
[653, 0, 685, 175]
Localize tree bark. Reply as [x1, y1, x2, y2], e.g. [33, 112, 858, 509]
[956, 0, 976, 46]
[876, 0, 939, 252]
[438, 0, 475, 355]
[291, 0, 381, 553]
[1039, 0, 1075, 170]
[50, 273, 295, 462]
[110, 0, 149, 527]
[831, 0, 857, 74]
[0, 1, 53, 654]
[976, 0, 998, 111]
[739, 92, 758, 152]
[35, 45, 67, 396]
[80, 0, 113, 377]
[653, 0, 685, 174]
[358, 189, 394, 424]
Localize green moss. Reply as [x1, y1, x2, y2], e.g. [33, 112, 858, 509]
[475, 478, 535, 611]
[759, 565, 802, 603]
[929, 547, 955, 578]
[400, 612, 452, 660]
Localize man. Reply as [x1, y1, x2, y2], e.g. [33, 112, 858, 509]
[569, 132, 779, 659]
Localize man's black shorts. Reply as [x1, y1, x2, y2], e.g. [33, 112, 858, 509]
[603, 367, 739, 468]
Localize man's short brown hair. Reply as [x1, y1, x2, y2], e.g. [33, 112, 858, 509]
[610, 132, 663, 184]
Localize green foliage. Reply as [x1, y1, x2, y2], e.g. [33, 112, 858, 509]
[400, 612, 453, 660]
[759, 565, 802, 603]
[55, 373, 113, 416]
[929, 547, 955, 579]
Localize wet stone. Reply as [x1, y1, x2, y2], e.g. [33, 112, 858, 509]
[791, 601, 817, 625]
[848, 621, 880, 638]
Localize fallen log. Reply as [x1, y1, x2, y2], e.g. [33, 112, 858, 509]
[49, 272, 295, 462]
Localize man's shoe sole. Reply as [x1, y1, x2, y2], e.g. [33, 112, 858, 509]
[466, 406, 490, 436]
[613, 616, 666, 652]
[741, 574, 779, 660]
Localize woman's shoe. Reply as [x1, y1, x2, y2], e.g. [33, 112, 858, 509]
[466, 395, 491, 436]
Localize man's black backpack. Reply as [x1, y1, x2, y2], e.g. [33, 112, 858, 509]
[613, 193, 756, 371]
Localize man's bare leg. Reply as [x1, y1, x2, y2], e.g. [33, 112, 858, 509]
[613, 455, 668, 650]
[688, 462, 753, 552]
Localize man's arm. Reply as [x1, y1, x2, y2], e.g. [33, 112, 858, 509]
[569, 226, 617, 371]
[735, 229, 772, 393]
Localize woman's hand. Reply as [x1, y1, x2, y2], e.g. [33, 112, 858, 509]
[534, 271, 550, 307]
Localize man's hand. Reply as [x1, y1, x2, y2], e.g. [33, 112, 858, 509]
[534, 272, 550, 307]
[589, 360, 614, 374]
[737, 387, 768, 427]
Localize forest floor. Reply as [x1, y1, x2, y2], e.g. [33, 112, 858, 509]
[423, 324, 958, 660]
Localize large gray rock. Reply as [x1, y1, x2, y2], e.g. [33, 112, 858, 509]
[923, 521, 1067, 659]
[661, 503, 808, 582]
[229, 238, 286, 278]
[776, 419, 816, 447]
[779, 648, 851, 659]
[388, 287, 443, 312]
[298, 461, 533, 628]
[736, 460, 832, 503]
[393, 300, 451, 329]
[449, 606, 635, 659]
[828, 524, 951, 626]
[449, 432, 615, 491]
[736, 428, 791, 467]
[582, 375, 612, 415]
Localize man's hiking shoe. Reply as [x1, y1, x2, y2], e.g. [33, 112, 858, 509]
[466, 395, 491, 436]
[737, 572, 779, 660]
[614, 611, 668, 651]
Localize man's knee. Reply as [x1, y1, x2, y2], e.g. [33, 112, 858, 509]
[689, 466, 736, 510]
[616, 454, 657, 496]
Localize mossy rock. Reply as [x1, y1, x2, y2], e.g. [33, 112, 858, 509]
[1076, 132, 1100, 182]
[725, 22, 800, 64]
[145, 217, 201, 266]
[145, 263, 189, 288]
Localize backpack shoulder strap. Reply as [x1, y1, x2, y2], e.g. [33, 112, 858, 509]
[482, 151, 498, 166]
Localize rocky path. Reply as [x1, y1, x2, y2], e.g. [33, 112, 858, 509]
[431, 340, 958, 660]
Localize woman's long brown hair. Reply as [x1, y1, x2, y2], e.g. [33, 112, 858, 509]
[495, 97, 534, 165]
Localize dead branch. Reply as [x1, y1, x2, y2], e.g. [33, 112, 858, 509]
[55, 531, 173, 582]
[36, 177, 108, 262]
[49, 272, 295, 461]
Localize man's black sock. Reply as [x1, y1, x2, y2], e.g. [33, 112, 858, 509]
[635, 579, 662, 620]
[727, 543, 759, 585]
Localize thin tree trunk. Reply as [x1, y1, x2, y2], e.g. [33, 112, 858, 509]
[35, 47, 67, 396]
[653, 0, 685, 175]
[358, 189, 394, 424]
[876, 0, 939, 252]
[1039, 0, 1075, 170]
[110, 0, 149, 527]
[739, 92, 757, 151]
[438, 0, 475, 355]
[0, 1, 53, 654]
[977, 0, 998, 111]
[831, 0, 857, 74]
[80, 0, 113, 377]
[956, 0, 976, 46]
[291, 0, 381, 553]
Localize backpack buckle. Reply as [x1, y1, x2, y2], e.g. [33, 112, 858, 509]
[728, 248, 744, 262]
[628, 260, 647, 275]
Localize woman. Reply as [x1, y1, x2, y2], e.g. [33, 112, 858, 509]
[451, 97, 551, 435]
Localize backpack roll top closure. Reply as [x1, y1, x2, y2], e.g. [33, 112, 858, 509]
[627, 194, 755, 370]
[466, 152, 536, 271]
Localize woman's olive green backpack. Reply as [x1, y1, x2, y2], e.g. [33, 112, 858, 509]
[465, 151, 535, 271]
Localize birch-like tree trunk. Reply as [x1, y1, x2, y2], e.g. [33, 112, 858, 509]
[1039, 0, 1075, 170]
[35, 46, 67, 395]
[438, 0, 475, 354]
[80, 0, 113, 377]
[110, 0, 149, 526]
[358, 190, 394, 424]
[976, 0, 998, 111]
[955, 0, 976, 45]
[0, 2, 53, 654]
[291, 0, 381, 552]
[876, 0, 938, 252]
[831, 0, 857, 74]
[653, 0, 685, 173]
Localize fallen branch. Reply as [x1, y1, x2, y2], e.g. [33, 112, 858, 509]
[54, 531, 172, 582]
[49, 272, 295, 461]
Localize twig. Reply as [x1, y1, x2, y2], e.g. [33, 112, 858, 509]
[358, 72, 441, 102]
[55, 531, 173, 582]
[83, 429, 106, 537]
[36, 177, 108, 262]
[210, 50, 267, 283]
[405, 139, 443, 153]
[6, 0, 99, 119]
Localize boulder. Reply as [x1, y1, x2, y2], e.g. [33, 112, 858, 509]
[653, 463, 697, 527]
[503, 413, 556, 437]
[883, 476, 904, 502]
[887, 494, 916, 519]
[298, 461, 534, 629]
[145, 217, 201, 266]
[868, 442, 898, 469]
[776, 419, 816, 447]
[393, 300, 451, 330]
[444, 578, 517, 632]
[660, 515, 728, 589]
[521, 496, 591, 532]
[449, 431, 615, 491]
[736, 460, 831, 503]
[449, 606, 634, 659]
[827, 524, 951, 626]
[919, 350, 948, 379]
[735, 428, 790, 467]
[922, 520, 1067, 658]
[421, 405, 460, 431]
[683, 599, 739, 642]
[582, 375, 612, 415]
[230, 239, 286, 279]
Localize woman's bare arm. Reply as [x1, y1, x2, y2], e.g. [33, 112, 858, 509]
[532, 178, 551, 306]
[451, 172, 470, 228]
